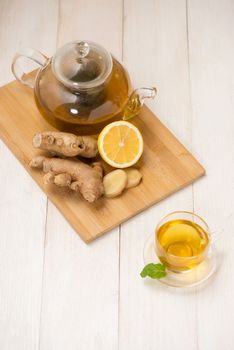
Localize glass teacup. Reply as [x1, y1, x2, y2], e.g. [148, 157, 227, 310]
[155, 211, 210, 272]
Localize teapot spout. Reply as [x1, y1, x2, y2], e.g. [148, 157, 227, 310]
[123, 87, 157, 120]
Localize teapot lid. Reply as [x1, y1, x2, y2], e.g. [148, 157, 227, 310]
[52, 40, 113, 90]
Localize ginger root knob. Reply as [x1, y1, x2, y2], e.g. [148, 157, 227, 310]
[30, 156, 104, 203]
[33, 131, 98, 158]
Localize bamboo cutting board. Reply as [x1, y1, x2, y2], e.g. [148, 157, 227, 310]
[0, 79, 205, 242]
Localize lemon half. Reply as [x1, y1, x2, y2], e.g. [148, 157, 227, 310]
[98, 121, 144, 168]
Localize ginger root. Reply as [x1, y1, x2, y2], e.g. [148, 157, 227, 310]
[43, 171, 72, 187]
[103, 168, 143, 198]
[103, 170, 127, 198]
[125, 168, 142, 189]
[32, 131, 98, 158]
[30, 156, 104, 203]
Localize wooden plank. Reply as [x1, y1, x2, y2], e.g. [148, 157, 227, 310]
[188, 1, 234, 349]
[38, 1, 122, 349]
[0, 80, 204, 242]
[0, 0, 58, 349]
[0, 0, 58, 85]
[119, 1, 198, 350]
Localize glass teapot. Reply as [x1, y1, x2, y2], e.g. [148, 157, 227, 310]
[12, 40, 156, 135]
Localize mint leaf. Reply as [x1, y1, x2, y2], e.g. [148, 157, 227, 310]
[140, 263, 166, 279]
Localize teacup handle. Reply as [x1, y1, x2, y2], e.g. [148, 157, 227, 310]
[11, 48, 49, 88]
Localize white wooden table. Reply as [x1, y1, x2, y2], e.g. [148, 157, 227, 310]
[0, 1, 234, 349]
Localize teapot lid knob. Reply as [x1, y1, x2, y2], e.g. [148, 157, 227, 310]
[76, 41, 90, 61]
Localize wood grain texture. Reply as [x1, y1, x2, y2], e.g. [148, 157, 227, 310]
[0, 79, 204, 242]
[1, 1, 234, 349]
[39, 1, 122, 350]
[188, 1, 234, 349]
[0, 1, 58, 349]
[119, 1, 198, 350]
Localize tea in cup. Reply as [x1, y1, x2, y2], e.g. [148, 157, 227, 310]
[155, 211, 210, 272]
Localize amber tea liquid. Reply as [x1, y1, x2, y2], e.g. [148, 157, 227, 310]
[156, 219, 209, 271]
[35, 58, 130, 135]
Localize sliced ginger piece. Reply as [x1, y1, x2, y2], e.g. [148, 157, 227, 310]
[103, 169, 127, 198]
[125, 168, 142, 189]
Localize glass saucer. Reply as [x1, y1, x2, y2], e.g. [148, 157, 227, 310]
[143, 233, 217, 288]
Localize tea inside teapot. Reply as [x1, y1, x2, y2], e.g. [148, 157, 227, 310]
[12, 40, 156, 135]
[37, 41, 131, 134]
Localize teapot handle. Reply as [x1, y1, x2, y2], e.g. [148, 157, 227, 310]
[123, 87, 157, 121]
[11, 48, 49, 88]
